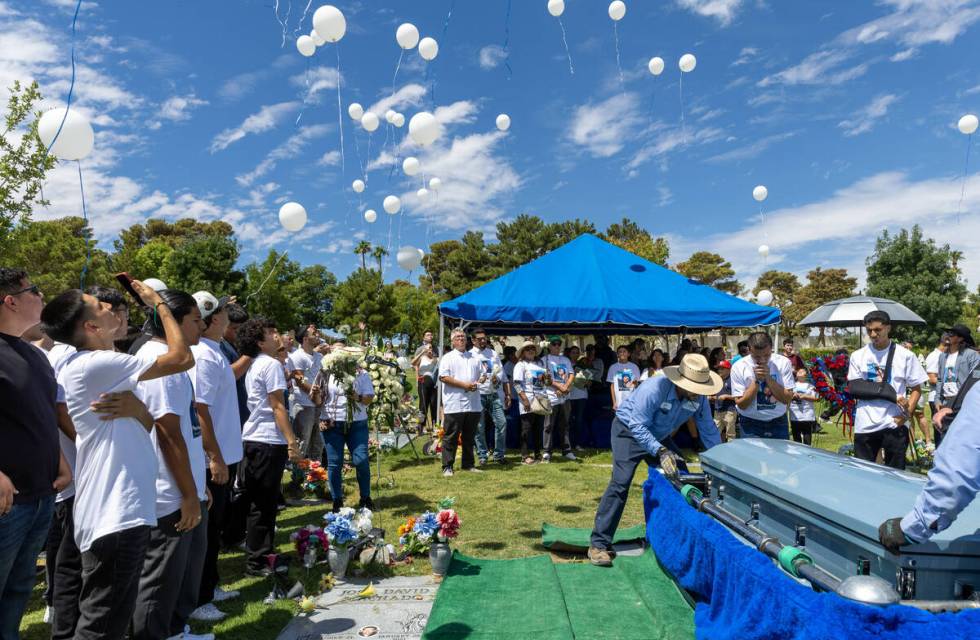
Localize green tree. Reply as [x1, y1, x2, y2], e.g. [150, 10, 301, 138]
[785, 267, 857, 345]
[0, 81, 56, 239]
[354, 240, 372, 270]
[242, 250, 304, 329]
[753, 270, 801, 334]
[371, 244, 389, 274]
[332, 267, 398, 341]
[288, 264, 337, 328]
[490, 214, 595, 273]
[601, 218, 669, 265]
[421, 232, 493, 299]
[675, 251, 742, 296]
[866, 225, 965, 346]
[161, 234, 245, 297]
[112, 218, 235, 278]
[392, 281, 442, 351]
[2, 217, 113, 293]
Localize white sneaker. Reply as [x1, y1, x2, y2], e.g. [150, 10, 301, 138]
[467, 467, 483, 473]
[542, 453, 551, 463]
[564, 452, 577, 461]
[213, 586, 240, 602]
[43, 605, 53, 624]
[443, 468, 454, 477]
[189, 603, 226, 622]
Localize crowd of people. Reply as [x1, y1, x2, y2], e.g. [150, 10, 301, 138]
[0, 268, 376, 640]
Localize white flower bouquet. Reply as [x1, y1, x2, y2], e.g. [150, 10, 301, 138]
[320, 347, 364, 424]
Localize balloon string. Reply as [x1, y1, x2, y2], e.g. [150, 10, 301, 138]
[391, 49, 404, 98]
[273, 0, 290, 48]
[245, 251, 289, 307]
[430, 0, 457, 106]
[295, 57, 311, 126]
[613, 22, 624, 93]
[293, 0, 312, 37]
[957, 133, 973, 225]
[558, 17, 574, 76]
[46, 0, 82, 156]
[334, 44, 345, 178]
[502, 0, 513, 79]
[679, 73, 685, 132]
[77, 161, 91, 289]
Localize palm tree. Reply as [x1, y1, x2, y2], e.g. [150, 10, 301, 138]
[354, 240, 372, 269]
[371, 245, 389, 274]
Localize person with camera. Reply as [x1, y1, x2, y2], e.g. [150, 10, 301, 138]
[588, 354, 722, 567]
[730, 332, 795, 439]
[847, 311, 927, 470]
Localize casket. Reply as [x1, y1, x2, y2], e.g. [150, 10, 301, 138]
[698, 439, 980, 602]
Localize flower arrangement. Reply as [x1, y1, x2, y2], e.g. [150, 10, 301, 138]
[398, 497, 462, 556]
[291, 524, 329, 558]
[323, 507, 373, 547]
[808, 355, 854, 434]
[364, 350, 406, 432]
[288, 459, 329, 499]
[320, 348, 364, 424]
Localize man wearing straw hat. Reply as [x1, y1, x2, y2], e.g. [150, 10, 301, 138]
[589, 353, 723, 567]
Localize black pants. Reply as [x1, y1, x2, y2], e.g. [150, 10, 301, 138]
[43, 500, 63, 607]
[591, 418, 681, 550]
[854, 426, 908, 470]
[75, 526, 150, 640]
[520, 413, 544, 459]
[419, 376, 438, 430]
[790, 420, 815, 446]
[51, 498, 82, 640]
[198, 471, 230, 606]
[543, 402, 572, 455]
[222, 462, 245, 549]
[242, 442, 288, 570]
[442, 412, 479, 470]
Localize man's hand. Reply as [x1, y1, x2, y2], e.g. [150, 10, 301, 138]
[892, 414, 907, 427]
[896, 396, 909, 412]
[206, 486, 213, 510]
[91, 391, 150, 423]
[658, 448, 682, 480]
[287, 440, 302, 464]
[319, 419, 333, 431]
[465, 382, 478, 392]
[176, 495, 202, 532]
[504, 395, 512, 410]
[53, 454, 72, 492]
[521, 398, 531, 412]
[753, 364, 769, 382]
[878, 517, 909, 554]
[132, 279, 163, 308]
[209, 457, 229, 485]
[0, 471, 18, 515]
[932, 407, 953, 429]
[290, 369, 305, 382]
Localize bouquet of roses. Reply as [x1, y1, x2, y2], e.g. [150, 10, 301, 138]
[435, 496, 461, 542]
[303, 461, 328, 498]
[291, 524, 329, 558]
[320, 348, 364, 424]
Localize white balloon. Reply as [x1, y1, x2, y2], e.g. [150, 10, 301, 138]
[752, 185, 768, 202]
[396, 245, 423, 271]
[396, 23, 420, 50]
[756, 290, 774, 306]
[648, 56, 664, 76]
[385, 109, 396, 124]
[418, 37, 439, 61]
[38, 107, 94, 161]
[352, 179, 365, 193]
[310, 29, 326, 47]
[392, 112, 405, 127]
[296, 35, 316, 57]
[428, 177, 442, 191]
[361, 112, 380, 132]
[383, 195, 401, 214]
[608, 0, 626, 21]
[496, 113, 511, 131]
[959, 114, 979, 135]
[547, 0, 565, 17]
[348, 102, 363, 120]
[757, 244, 770, 258]
[363, 209, 377, 223]
[312, 5, 346, 43]
[417, 247, 425, 261]
[679, 53, 697, 73]
[278, 202, 307, 232]
[408, 111, 441, 146]
[416, 187, 430, 200]
[403, 156, 421, 176]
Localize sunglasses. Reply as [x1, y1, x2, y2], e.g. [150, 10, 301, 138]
[1, 284, 41, 303]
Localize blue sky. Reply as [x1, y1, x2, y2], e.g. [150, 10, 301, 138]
[4, 0, 980, 290]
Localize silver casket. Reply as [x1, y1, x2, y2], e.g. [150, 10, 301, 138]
[699, 439, 980, 602]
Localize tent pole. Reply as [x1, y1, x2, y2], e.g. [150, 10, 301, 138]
[438, 315, 445, 425]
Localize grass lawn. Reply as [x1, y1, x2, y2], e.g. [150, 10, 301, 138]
[18, 408, 927, 640]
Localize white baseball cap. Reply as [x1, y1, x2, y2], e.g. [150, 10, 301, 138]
[192, 291, 230, 319]
[143, 278, 168, 292]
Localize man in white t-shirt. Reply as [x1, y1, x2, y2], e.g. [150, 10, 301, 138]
[542, 336, 576, 462]
[847, 311, 927, 470]
[236, 318, 301, 575]
[730, 332, 795, 439]
[188, 291, 246, 620]
[41, 282, 195, 640]
[287, 324, 326, 461]
[606, 345, 640, 412]
[438, 329, 483, 476]
[132, 290, 213, 640]
[470, 330, 511, 465]
[924, 334, 946, 418]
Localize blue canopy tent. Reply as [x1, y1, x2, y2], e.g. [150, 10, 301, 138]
[438, 234, 780, 334]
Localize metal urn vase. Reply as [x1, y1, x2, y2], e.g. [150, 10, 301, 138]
[328, 545, 350, 579]
[429, 542, 452, 577]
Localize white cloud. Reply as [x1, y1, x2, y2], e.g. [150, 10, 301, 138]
[890, 47, 918, 61]
[626, 124, 726, 172]
[317, 150, 340, 167]
[675, 0, 743, 26]
[567, 93, 643, 158]
[732, 46, 757, 66]
[478, 45, 507, 70]
[148, 93, 208, 129]
[235, 123, 332, 186]
[706, 131, 797, 163]
[657, 186, 674, 207]
[759, 50, 869, 87]
[209, 101, 299, 153]
[838, 94, 899, 137]
[290, 65, 341, 102]
[366, 83, 426, 118]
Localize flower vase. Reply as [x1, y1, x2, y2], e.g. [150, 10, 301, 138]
[328, 545, 350, 579]
[429, 542, 452, 577]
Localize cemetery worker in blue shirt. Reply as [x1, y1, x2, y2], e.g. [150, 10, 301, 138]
[878, 379, 980, 554]
[589, 354, 722, 567]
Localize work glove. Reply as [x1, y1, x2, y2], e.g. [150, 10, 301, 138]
[657, 448, 682, 481]
[878, 517, 909, 555]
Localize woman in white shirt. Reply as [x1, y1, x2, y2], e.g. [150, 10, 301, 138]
[640, 348, 666, 381]
[512, 341, 549, 464]
[412, 343, 438, 433]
